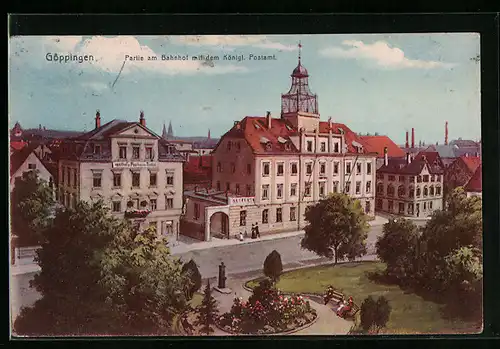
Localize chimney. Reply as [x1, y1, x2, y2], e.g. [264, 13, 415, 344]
[445, 121, 448, 145]
[411, 128, 415, 148]
[384, 147, 388, 166]
[328, 116, 332, 129]
[406, 152, 412, 164]
[39, 124, 42, 130]
[95, 110, 101, 129]
[139, 110, 146, 127]
[405, 131, 409, 148]
[266, 111, 272, 129]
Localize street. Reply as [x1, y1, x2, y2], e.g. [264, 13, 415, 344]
[11, 222, 425, 324]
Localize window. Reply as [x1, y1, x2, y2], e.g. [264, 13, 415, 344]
[409, 176, 415, 182]
[408, 203, 414, 215]
[333, 162, 339, 175]
[277, 163, 284, 176]
[416, 187, 421, 197]
[231, 163, 236, 173]
[277, 184, 283, 199]
[319, 182, 326, 197]
[387, 185, 395, 197]
[263, 162, 270, 176]
[216, 181, 221, 191]
[290, 207, 297, 221]
[388, 200, 394, 212]
[132, 172, 140, 187]
[61, 167, 65, 185]
[306, 163, 313, 175]
[376, 199, 383, 209]
[429, 201, 433, 209]
[290, 183, 297, 197]
[194, 203, 200, 220]
[423, 186, 428, 197]
[346, 163, 351, 174]
[366, 181, 372, 193]
[217, 162, 222, 172]
[291, 163, 298, 176]
[320, 163, 326, 175]
[356, 163, 361, 174]
[247, 164, 252, 175]
[409, 186, 415, 198]
[355, 181, 361, 194]
[246, 184, 252, 196]
[399, 203, 405, 214]
[423, 202, 427, 210]
[430, 186, 435, 196]
[334, 143, 339, 153]
[113, 173, 121, 187]
[28, 163, 36, 170]
[149, 172, 157, 187]
[345, 181, 351, 193]
[431, 175, 435, 182]
[146, 147, 153, 160]
[398, 185, 405, 197]
[367, 163, 372, 175]
[399, 176, 405, 182]
[436, 175, 441, 182]
[304, 182, 312, 197]
[227, 141, 232, 151]
[417, 175, 422, 183]
[73, 171, 77, 188]
[150, 199, 157, 211]
[262, 209, 269, 224]
[226, 182, 230, 191]
[165, 197, 174, 209]
[423, 175, 429, 182]
[388, 175, 396, 181]
[376, 183, 384, 195]
[307, 141, 313, 152]
[92, 172, 102, 188]
[240, 210, 247, 226]
[262, 185, 269, 200]
[236, 142, 241, 152]
[94, 144, 101, 155]
[235, 184, 240, 195]
[166, 171, 174, 186]
[67, 167, 70, 185]
[112, 201, 121, 212]
[276, 208, 282, 222]
[320, 142, 326, 152]
[333, 181, 339, 193]
[377, 173, 384, 180]
[436, 186, 442, 195]
[119, 146, 127, 159]
[132, 146, 140, 159]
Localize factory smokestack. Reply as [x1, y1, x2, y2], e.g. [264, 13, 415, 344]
[445, 121, 448, 145]
[411, 128, 415, 148]
[405, 131, 409, 148]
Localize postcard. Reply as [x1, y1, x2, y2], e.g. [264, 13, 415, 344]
[9, 33, 482, 337]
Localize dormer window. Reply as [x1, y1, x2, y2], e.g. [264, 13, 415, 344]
[93, 144, 101, 155]
[266, 142, 272, 151]
[285, 142, 291, 150]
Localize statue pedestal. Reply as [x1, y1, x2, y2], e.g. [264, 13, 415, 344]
[214, 287, 232, 294]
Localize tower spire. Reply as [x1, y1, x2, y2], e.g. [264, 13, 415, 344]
[167, 121, 173, 139]
[298, 41, 302, 64]
[162, 122, 167, 139]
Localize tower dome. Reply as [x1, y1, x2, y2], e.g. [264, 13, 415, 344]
[292, 62, 309, 77]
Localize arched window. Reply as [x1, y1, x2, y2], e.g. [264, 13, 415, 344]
[416, 187, 421, 197]
[436, 186, 442, 196]
[409, 186, 415, 198]
[262, 209, 269, 224]
[430, 186, 435, 196]
[423, 186, 428, 197]
[398, 185, 405, 197]
[387, 185, 395, 197]
[377, 182, 384, 195]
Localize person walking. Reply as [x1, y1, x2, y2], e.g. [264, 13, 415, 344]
[255, 223, 260, 238]
[251, 223, 256, 239]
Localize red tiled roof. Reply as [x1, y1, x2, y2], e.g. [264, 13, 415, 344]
[222, 116, 370, 155]
[184, 155, 212, 174]
[465, 165, 482, 192]
[378, 155, 444, 175]
[360, 135, 405, 158]
[415, 151, 444, 169]
[10, 141, 27, 151]
[460, 156, 481, 174]
[10, 146, 40, 176]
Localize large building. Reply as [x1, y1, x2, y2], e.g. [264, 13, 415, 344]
[376, 150, 444, 218]
[443, 154, 481, 200]
[183, 50, 377, 241]
[56, 111, 185, 238]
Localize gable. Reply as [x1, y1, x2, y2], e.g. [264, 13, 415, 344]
[114, 124, 158, 138]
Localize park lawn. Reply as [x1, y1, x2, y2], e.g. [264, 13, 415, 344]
[247, 261, 480, 334]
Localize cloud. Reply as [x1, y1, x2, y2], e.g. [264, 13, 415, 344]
[81, 81, 110, 92]
[173, 35, 297, 51]
[10, 36, 248, 76]
[320, 40, 456, 69]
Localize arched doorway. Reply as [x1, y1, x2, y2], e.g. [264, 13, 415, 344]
[210, 212, 229, 239]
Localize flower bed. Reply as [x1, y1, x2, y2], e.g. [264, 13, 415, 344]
[217, 280, 317, 335]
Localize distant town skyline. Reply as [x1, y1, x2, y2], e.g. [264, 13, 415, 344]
[9, 34, 481, 144]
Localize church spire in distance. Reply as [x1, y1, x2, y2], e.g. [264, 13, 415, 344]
[162, 122, 167, 139]
[167, 121, 174, 139]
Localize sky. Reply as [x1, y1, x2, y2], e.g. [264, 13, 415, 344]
[9, 34, 481, 145]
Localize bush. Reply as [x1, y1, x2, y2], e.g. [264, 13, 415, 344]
[195, 280, 219, 335]
[182, 259, 202, 298]
[360, 296, 377, 331]
[263, 250, 283, 282]
[374, 296, 391, 332]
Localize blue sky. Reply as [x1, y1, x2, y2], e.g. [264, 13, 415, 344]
[9, 34, 480, 145]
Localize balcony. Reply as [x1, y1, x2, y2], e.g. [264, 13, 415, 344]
[124, 209, 151, 219]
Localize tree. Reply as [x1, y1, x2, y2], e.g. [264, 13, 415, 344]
[373, 296, 391, 333]
[263, 250, 283, 282]
[301, 193, 369, 264]
[182, 259, 202, 299]
[375, 218, 420, 281]
[360, 296, 377, 331]
[14, 200, 192, 336]
[10, 170, 55, 246]
[195, 280, 219, 335]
